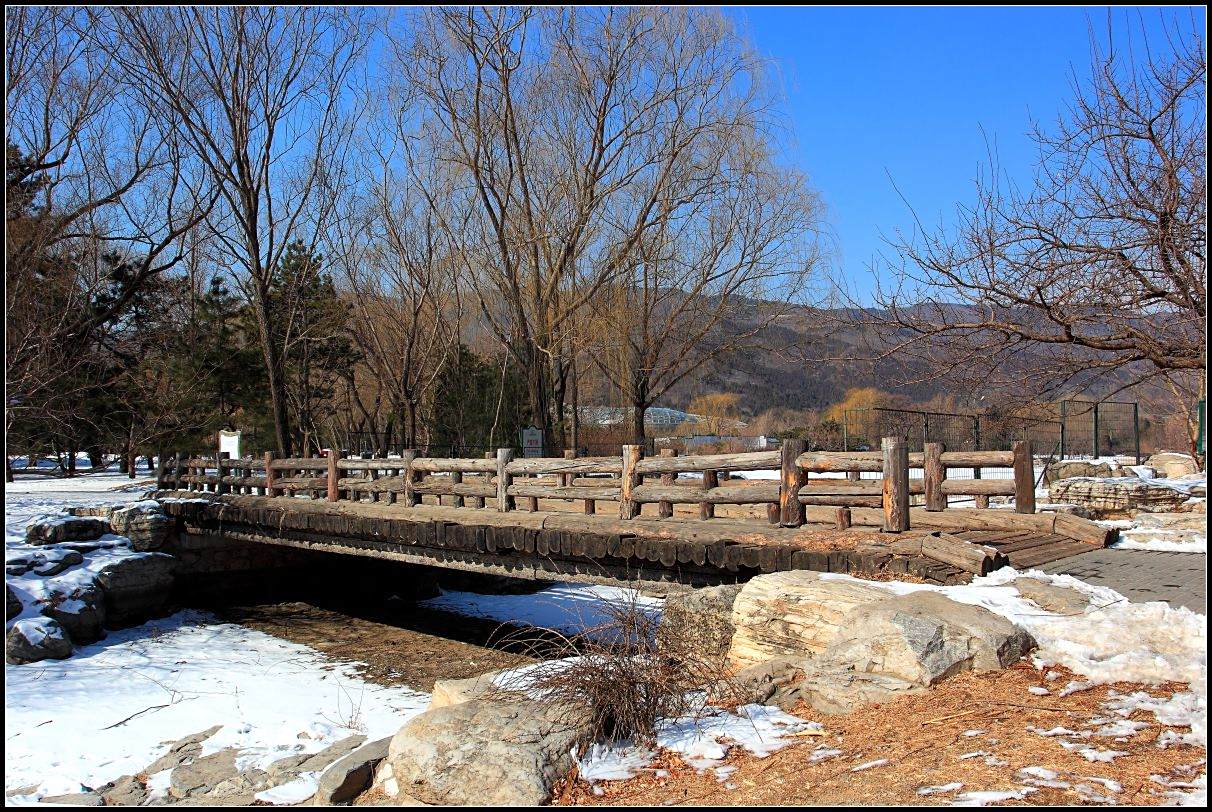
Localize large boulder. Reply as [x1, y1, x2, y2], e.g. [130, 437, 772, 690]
[658, 584, 742, 661]
[41, 582, 107, 644]
[819, 591, 1035, 686]
[1050, 478, 1191, 515]
[1145, 452, 1200, 479]
[726, 571, 888, 669]
[25, 515, 109, 546]
[94, 553, 177, 626]
[109, 502, 174, 551]
[1043, 460, 1115, 486]
[5, 617, 73, 664]
[388, 699, 592, 806]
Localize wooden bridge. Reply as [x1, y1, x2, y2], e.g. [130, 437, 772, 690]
[155, 438, 1115, 587]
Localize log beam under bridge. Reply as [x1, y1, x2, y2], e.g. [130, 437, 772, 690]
[155, 492, 1113, 589]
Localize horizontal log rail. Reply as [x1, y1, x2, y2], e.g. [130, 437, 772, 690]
[163, 437, 1037, 533]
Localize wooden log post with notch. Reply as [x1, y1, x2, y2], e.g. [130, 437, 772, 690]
[923, 441, 946, 511]
[700, 469, 717, 520]
[882, 436, 910, 533]
[449, 461, 465, 509]
[835, 506, 852, 530]
[620, 444, 643, 520]
[496, 448, 515, 512]
[658, 449, 676, 518]
[216, 452, 231, 496]
[469, 452, 489, 509]
[264, 451, 278, 497]
[326, 448, 340, 502]
[1013, 440, 1036, 514]
[779, 439, 807, 527]
[402, 450, 419, 507]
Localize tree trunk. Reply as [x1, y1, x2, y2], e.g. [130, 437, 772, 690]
[631, 403, 647, 446]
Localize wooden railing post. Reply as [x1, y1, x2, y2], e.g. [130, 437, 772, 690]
[700, 469, 717, 520]
[658, 449, 676, 518]
[450, 467, 464, 508]
[472, 452, 492, 509]
[173, 452, 184, 492]
[923, 442, 946, 511]
[620, 444, 642, 519]
[216, 452, 230, 495]
[326, 448, 340, 502]
[402, 449, 419, 507]
[265, 451, 278, 497]
[1013, 440, 1035, 514]
[881, 436, 909, 532]
[779, 439, 806, 527]
[496, 448, 515, 512]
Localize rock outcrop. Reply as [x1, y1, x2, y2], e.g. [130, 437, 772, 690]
[1050, 478, 1191, 515]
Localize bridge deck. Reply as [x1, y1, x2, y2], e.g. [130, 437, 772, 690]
[157, 492, 1106, 588]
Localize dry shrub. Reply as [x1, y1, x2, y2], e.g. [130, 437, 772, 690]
[490, 586, 737, 747]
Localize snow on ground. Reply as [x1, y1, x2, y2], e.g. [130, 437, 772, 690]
[819, 568, 1207, 752]
[5, 473, 430, 804]
[5, 611, 430, 801]
[576, 704, 819, 780]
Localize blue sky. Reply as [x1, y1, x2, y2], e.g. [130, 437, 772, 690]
[728, 6, 1205, 302]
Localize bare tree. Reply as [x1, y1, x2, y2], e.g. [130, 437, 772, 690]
[5, 7, 209, 476]
[589, 136, 824, 443]
[105, 7, 374, 456]
[330, 143, 464, 452]
[396, 7, 808, 451]
[867, 20, 1205, 404]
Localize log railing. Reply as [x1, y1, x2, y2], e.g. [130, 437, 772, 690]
[162, 438, 1035, 533]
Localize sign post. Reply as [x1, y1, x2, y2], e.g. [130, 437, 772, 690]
[218, 429, 242, 460]
[520, 425, 544, 458]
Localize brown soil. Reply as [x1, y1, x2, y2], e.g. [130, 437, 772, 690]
[556, 663, 1203, 807]
[217, 601, 537, 692]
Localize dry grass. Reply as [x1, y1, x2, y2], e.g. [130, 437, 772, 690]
[555, 662, 1204, 806]
[490, 588, 738, 746]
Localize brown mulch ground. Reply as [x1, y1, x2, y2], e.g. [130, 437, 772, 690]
[555, 663, 1204, 807]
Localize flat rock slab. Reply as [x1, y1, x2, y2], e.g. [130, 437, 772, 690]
[1012, 579, 1092, 615]
[313, 737, 391, 805]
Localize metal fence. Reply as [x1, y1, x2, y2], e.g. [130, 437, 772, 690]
[843, 400, 1142, 464]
